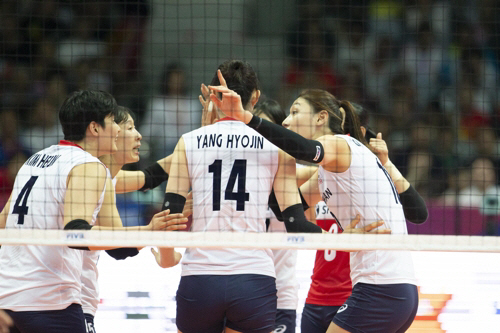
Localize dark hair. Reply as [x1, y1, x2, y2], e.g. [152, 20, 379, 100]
[59, 90, 118, 141]
[298, 89, 368, 146]
[210, 60, 260, 108]
[253, 98, 286, 126]
[115, 105, 137, 125]
[351, 102, 376, 140]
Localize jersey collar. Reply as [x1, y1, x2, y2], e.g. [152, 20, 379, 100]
[216, 117, 238, 122]
[59, 140, 83, 150]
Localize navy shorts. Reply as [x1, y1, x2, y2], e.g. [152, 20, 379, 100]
[84, 313, 96, 333]
[274, 309, 296, 333]
[176, 274, 277, 333]
[4, 303, 86, 333]
[300, 303, 341, 333]
[333, 283, 419, 333]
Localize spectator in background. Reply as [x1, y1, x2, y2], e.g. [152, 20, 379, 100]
[364, 36, 401, 113]
[0, 16, 31, 63]
[45, 70, 71, 107]
[471, 127, 500, 185]
[1, 65, 35, 117]
[19, 97, 63, 154]
[401, 22, 449, 109]
[57, 18, 106, 68]
[279, 0, 338, 108]
[392, 119, 436, 198]
[339, 64, 368, 108]
[436, 167, 472, 206]
[455, 157, 500, 208]
[140, 62, 199, 161]
[442, 76, 491, 142]
[0, 110, 30, 207]
[335, 20, 375, 77]
[367, 0, 404, 39]
[404, 0, 452, 44]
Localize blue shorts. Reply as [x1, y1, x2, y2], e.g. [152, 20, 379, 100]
[84, 313, 96, 333]
[300, 303, 341, 333]
[333, 283, 419, 333]
[176, 274, 277, 333]
[4, 303, 86, 333]
[274, 309, 296, 333]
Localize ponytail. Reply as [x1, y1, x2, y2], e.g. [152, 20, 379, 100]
[340, 100, 369, 147]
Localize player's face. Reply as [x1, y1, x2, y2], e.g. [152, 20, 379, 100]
[283, 97, 316, 139]
[116, 115, 142, 164]
[99, 114, 121, 155]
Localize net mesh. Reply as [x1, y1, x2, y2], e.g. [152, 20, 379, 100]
[1, 1, 500, 332]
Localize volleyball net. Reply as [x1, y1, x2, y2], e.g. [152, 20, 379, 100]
[1, 229, 500, 253]
[2, 1, 500, 331]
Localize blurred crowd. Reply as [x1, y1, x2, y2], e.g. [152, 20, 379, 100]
[1, 0, 500, 226]
[280, 0, 500, 213]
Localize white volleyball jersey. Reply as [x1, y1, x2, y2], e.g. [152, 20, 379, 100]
[267, 164, 304, 310]
[81, 177, 116, 316]
[268, 211, 298, 310]
[0, 143, 107, 311]
[318, 135, 416, 286]
[181, 119, 280, 277]
[81, 250, 100, 316]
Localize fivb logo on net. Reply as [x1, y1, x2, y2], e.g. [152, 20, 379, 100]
[287, 235, 305, 243]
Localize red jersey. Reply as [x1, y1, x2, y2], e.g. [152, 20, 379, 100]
[305, 202, 352, 306]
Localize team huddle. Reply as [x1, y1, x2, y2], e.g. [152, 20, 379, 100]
[0, 60, 427, 333]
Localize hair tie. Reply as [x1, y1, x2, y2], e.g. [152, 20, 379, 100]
[339, 107, 346, 132]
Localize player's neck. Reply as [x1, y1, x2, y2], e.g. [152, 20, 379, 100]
[108, 158, 124, 178]
[98, 155, 123, 178]
[75, 139, 102, 158]
[312, 127, 334, 140]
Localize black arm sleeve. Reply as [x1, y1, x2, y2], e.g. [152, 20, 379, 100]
[268, 188, 310, 222]
[106, 248, 140, 260]
[281, 204, 322, 233]
[139, 162, 169, 192]
[400, 185, 428, 224]
[248, 115, 325, 163]
[64, 219, 92, 251]
[162, 192, 186, 214]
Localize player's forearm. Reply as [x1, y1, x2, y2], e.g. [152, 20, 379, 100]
[296, 166, 318, 187]
[157, 154, 173, 175]
[247, 115, 325, 163]
[282, 204, 322, 233]
[157, 248, 181, 268]
[0, 195, 11, 228]
[383, 160, 410, 193]
[115, 170, 146, 194]
[383, 161, 428, 224]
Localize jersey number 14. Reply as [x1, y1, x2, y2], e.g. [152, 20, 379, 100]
[208, 159, 249, 211]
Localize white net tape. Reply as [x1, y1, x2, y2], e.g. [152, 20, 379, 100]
[2, 229, 500, 252]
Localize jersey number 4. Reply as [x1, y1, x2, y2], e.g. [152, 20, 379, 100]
[13, 176, 39, 225]
[208, 159, 249, 211]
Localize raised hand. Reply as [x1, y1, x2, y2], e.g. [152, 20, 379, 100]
[369, 132, 389, 166]
[343, 214, 391, 234]
[208, 70, 250, 122]
[148, 210, 188, 231]
[199, 83, 219, 126]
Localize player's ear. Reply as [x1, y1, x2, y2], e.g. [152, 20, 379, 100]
[360, 126, 366, 137]
[88, 121, 100, 137]
[316, 110, 328, 126]
[250, 90, 261, 107]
